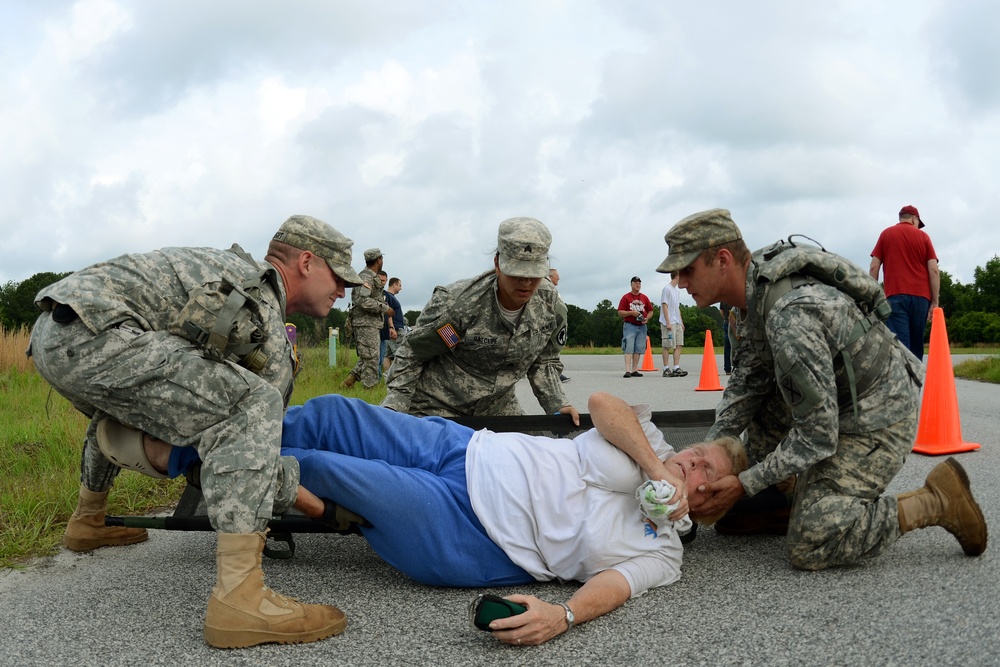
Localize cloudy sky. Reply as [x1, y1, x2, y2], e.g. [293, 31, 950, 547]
[2, 0, 998, 315]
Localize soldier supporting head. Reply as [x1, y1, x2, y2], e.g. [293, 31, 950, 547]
[656, 208, 750, 309]
[657, 208, 986, 573]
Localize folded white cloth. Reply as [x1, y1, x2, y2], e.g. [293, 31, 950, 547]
[635, 479, 692, 535]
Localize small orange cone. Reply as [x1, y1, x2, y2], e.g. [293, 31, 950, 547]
[639, 336, 657, 372]
[912, 308, 980, 455]
[695, 330, 723, 392]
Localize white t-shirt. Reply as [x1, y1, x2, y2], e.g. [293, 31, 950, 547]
[659, 283, 682, 326]
[465, 405, 683, 599]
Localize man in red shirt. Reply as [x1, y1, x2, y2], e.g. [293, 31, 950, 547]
[617, 276, 654, 377]
[869, 205, 940, 360]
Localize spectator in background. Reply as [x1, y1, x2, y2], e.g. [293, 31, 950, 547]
[659, 272, 687, 378]
[380, 275, 405, 376]
[617, 277, 653, 378]
[658, 208, 985, 571]
[549, 268, 571, 383]
[869, 205, 940, 360]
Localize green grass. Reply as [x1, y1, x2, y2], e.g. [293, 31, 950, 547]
[290, 344, 386, 405]
[954, 355, 1000, 383]
[0, 345, 380, 568]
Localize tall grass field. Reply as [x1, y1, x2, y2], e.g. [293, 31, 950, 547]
[0, 326, 379, 568]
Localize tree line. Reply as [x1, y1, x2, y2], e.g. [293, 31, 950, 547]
[4, 256, 1000, 348]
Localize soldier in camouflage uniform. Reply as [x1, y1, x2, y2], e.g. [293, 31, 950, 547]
[656, 208, 987, 570]
[383, 217, 579, 423]
[343, 248, 391, 389]
[28, 215, 363, 648]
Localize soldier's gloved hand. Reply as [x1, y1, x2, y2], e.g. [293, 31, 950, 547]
[319, 498, 372, 534]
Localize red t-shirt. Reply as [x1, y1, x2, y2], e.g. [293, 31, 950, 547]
[871, 223, 938, 299]
[618, 292, 653, 324]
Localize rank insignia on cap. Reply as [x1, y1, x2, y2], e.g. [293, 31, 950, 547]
[437, 323, 461, 348]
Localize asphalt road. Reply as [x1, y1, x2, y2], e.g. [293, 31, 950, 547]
[2, 353, 998, 666]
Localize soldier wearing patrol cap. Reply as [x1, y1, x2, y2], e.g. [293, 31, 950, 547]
[343, 247, 392, 388]
[383, 217, 579, 424]
[657, 208, 986, 570]
[28, 214, 363, 648]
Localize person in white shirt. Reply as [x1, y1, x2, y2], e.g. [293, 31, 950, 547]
[121, 390, 745, 646]
[282, 391, 744, 646]
[659, 272, 688, 377]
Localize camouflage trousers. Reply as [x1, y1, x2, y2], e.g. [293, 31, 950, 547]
[29, 314, 298, 533]
[350, 325, 382, 388]
[747, 401, 916, 571]
[406, 384, 524, 418]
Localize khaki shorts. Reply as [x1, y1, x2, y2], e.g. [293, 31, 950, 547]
[661, 325, 684, 350]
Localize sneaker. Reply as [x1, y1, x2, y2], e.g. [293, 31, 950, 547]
[672, 367, 688, 377]
[662, 368, 675, 377]
[560, 374, 571, 383]
[623, 372, 632, 378]
[630, 371, 643, 377]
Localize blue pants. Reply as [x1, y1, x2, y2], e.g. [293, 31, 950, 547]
[281, 395, 533, 587]
[886, 294, 930, 360]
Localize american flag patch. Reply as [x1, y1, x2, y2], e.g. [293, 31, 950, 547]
[437, 323, 461, 348]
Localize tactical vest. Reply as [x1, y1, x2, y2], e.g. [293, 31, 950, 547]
[749, 236, 895, 419]
[169, 244, 280, 374]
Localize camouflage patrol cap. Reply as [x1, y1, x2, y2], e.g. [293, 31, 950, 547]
[363, 248, 383, 262]
[657, 208, 743, 273]
[497, 217, 552, 278]
[273, 215, 363, 286]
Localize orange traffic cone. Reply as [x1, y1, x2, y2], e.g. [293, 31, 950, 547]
[912, 308, 980, 455]
[695, 330, 723, 392]
[639, 336, 657, 372]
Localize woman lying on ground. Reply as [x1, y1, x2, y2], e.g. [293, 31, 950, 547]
[105, 391, 746, 646]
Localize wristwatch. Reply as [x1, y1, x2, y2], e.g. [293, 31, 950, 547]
[558, 602, 575, 631]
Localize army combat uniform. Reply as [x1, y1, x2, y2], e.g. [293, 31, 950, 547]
[382, 270, 569, 417]
[348, 267, 389, 388]
[29, 246, 299, 534]
[706, 248, 924, 570]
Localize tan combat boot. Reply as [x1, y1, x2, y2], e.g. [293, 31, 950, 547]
[341, 372, 357, 388]
[63, 484, 148, 552]
[897, 457, 988, 556]
[203, 532, 347, 649]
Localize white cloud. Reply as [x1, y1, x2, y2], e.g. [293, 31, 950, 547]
[1, 0, 998, 318]
[47, 0, 133, 65]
